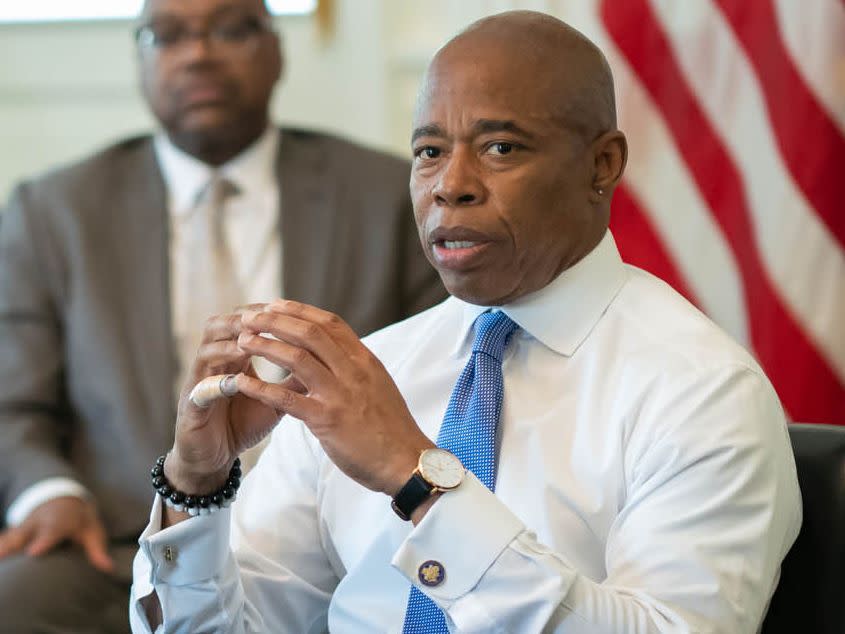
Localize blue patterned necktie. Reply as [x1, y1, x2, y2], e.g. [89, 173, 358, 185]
[402, 311, 519, 633]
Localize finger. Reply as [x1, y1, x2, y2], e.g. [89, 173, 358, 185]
[235, 373, 321, 422]
[233, 302, 269, 313]
[182, 335, 253, 401]
[237, 332, 334, 390]
[264, 299, 366, 367]
[195, 339, 251, 375]
[265, 299, 355, 332]
[267, 299, 360, 344]
[278, 373, 308, 394]
[200, 312, 247, 344]
[240, 309, 350, 373]
[26, 527, 65, 557]
[0, 526, 32, 559]
[188, 374, 240, 408]
[239, 372, 306, 412]
[77, 523, 114, 574]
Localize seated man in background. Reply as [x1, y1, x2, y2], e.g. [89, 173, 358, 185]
[130, 10, 801, 634]
[0, 0, 444, 631]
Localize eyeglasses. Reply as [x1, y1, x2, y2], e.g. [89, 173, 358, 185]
[135, 14, 273, 57]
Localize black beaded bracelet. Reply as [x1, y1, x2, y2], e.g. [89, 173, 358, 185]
[151, 455, 242, 516]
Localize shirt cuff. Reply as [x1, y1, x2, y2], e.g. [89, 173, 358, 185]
[5, 477, 90, 526]
[391, 472, 525, 603]
[137, 494, 233, 587]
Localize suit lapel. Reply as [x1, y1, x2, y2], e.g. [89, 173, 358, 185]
[275, 129, 337, 305]
[116, 140, 176, 432]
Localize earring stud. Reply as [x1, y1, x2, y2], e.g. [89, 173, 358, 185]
[596, 188, 604, 195]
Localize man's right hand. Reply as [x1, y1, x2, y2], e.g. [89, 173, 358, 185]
[0, 496, 114, 573]
[164, 307, 304, 504]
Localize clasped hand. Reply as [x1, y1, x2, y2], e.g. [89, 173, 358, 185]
[167, 300, 434, 498]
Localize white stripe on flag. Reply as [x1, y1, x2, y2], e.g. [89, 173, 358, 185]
[774, 0, 845, 135]
[651, 0, 845, 381]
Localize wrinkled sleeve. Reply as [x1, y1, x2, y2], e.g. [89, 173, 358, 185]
[5, 477, 90, 526]
[392, 366, 801, 633]
[130, 419, 338, 634]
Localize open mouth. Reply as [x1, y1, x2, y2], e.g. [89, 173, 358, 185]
[431, 239, 491, 270]
[439, 240, 480, 249]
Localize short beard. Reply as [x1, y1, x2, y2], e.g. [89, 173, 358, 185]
[166, 113, 268, 166]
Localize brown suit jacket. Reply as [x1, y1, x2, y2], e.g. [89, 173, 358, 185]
[0, 128, 446, 559]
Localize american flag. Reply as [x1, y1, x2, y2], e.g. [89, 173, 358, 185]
[546, 0, 845, 424]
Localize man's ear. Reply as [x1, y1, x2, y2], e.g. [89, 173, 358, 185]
[589, 130, 628, 202]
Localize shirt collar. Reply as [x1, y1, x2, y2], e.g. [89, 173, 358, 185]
[449, 230, 628, 358]
[154, 127, 279, 217]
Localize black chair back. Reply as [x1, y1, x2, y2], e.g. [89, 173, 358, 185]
[762, 423, 845, 634]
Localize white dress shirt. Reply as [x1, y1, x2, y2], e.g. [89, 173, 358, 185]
[5, 128, 282, 526]
[130, 231, 801, 633]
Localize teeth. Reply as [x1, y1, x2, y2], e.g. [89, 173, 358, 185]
[442, 240, 477, 249]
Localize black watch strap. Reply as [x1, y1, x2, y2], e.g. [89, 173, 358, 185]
[391, 472, 433, 521]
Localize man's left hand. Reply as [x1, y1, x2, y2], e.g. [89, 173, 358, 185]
[0, 497, 114, 573]
[236, 300, 435, 496]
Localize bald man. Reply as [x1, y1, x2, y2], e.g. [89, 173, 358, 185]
[0, 0, 444, 631]
[130, 11, 800, 633]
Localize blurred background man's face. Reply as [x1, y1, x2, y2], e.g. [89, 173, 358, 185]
[137, 0, 282, 158]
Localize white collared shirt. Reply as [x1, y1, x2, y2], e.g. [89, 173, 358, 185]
[130, 231, 801, 633]
[5, 129, 281, 526]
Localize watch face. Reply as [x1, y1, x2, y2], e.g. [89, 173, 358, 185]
[419, 448, 465, 490]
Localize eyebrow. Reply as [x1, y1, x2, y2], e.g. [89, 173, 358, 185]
[410, 119, 535, 144]
[411, 124, 446, 144]
[143, 4, 257, 25]
[473, 119, 534, 139]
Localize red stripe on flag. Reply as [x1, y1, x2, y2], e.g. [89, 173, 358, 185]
[601, 0, 845, 424]
[610, 183, 699, 306]
[715, 0, 845, 250]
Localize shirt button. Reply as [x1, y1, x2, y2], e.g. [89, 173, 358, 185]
[163, 546, 177, 563]
[418, 560, 445, 587]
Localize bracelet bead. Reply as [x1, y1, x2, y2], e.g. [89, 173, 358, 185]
[151, 455, 241, 515]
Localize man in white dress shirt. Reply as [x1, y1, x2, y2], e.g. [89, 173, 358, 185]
[0, 0, 444, 631]
[130, 10, 801, 633]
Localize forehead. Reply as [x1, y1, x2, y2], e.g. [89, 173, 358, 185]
[141, 0, 264, 20]
[414, 49, 566, 137]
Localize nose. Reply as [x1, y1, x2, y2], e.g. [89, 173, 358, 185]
[179, 31, 217, 62]
[431, 147, 484, 207]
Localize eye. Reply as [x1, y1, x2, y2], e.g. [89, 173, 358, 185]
[213, 17, 263, 42]
[488, 142, 514, 156]
[414, 146, 441, 160]
[139, 23, 185, 48]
